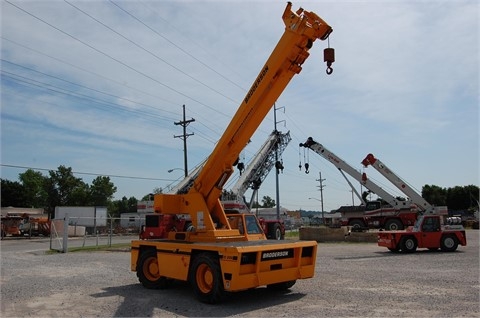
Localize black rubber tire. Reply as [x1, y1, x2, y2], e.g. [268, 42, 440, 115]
[384, 219, 404, 231]
[136, 249, 169, 289]
[400, 236, 417, 253]
[349, 220, 365, 231]
[273, 223, 284, 240]
[440, 235, 459, 252]
[189, 253, 225, 304]
[267, 280, 296, 290]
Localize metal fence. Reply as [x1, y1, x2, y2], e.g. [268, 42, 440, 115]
[50, 215, 141, 253]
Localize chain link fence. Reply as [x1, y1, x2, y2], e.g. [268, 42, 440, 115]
[50, 215, 142, 253]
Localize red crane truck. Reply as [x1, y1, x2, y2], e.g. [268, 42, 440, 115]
[377, 214, 467, 253]
[300, 137, 417, 231]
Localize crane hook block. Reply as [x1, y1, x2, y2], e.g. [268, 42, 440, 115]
[324, 47, 335, 75]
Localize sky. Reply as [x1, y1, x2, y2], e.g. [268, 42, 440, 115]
[1, 0, 478, 212]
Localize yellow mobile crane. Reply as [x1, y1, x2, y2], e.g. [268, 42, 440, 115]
[131, 2, 334, 303]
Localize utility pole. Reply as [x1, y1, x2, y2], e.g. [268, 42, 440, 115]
[174, 104, 195, 178]
[274, 104, 285, 220]
[316, 171, 326, 225]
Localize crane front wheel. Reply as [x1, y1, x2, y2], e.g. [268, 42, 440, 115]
[190, 253, 225, 304]
[440, 235, 458, 252]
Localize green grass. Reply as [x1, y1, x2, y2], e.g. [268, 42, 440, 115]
[285, 230, 299, 239]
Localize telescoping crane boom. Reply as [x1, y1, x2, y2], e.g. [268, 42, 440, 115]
[300, 137, 413, 210]
[170, 130, 290, 200]
[230, 130, 291, 208]
[300, 137, 420, 230]
[131, 2, 334, 303]
[167, 159, 206, 195]
[361, 153, 448, 215]
[222, 130, 291, 240]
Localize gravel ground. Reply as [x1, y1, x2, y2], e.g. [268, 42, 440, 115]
[1, 230, 478, 317]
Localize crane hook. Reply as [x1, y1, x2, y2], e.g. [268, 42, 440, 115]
[324, 47, 335, 75]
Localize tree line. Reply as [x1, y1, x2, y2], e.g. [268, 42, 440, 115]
[1, 166, 131, 218]
[1, 165, 478, 218]
[422, 184, 479, 212]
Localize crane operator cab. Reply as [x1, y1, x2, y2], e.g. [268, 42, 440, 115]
[227, 214, 265, 238]
[245, 214, 263, 234]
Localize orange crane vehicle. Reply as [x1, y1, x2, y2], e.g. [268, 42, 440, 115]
[141, 131, 291, 240]
[131, 2, 334, 303]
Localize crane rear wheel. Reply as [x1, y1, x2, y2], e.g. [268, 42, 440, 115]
[400, 236, 417, 253]
[136, 248, 169, 289]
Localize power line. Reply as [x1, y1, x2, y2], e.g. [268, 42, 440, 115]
[1, 61, 178, 120]
[1, 23, 230, 141]
[64, 0, 239, 107]
[1, 71, 173, 124]
[2, 3, 272, 145]
[0, 164, 174, 181]
[109, 0, 246, 91]
[174, 105, 195, 178]
[0, 36, 187, 112]
[3, 0, 229, 117]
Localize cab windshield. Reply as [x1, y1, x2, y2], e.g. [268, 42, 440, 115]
[227, 214, 263, 235]
[245, 215, 262, 234]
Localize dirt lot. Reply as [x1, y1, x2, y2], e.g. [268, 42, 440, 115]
[1, 231, 479, 317]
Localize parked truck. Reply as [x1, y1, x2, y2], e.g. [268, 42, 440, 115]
[1, 215, 23, 239]
[131, 2, 334, 303]
[335, 201, 417, 231]
[377, 214, 467, 253]
[299, 137, 417, 230]
[19, 215, 50, 237]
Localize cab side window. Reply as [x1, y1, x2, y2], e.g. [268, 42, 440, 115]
[422, 217, 440, 232]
